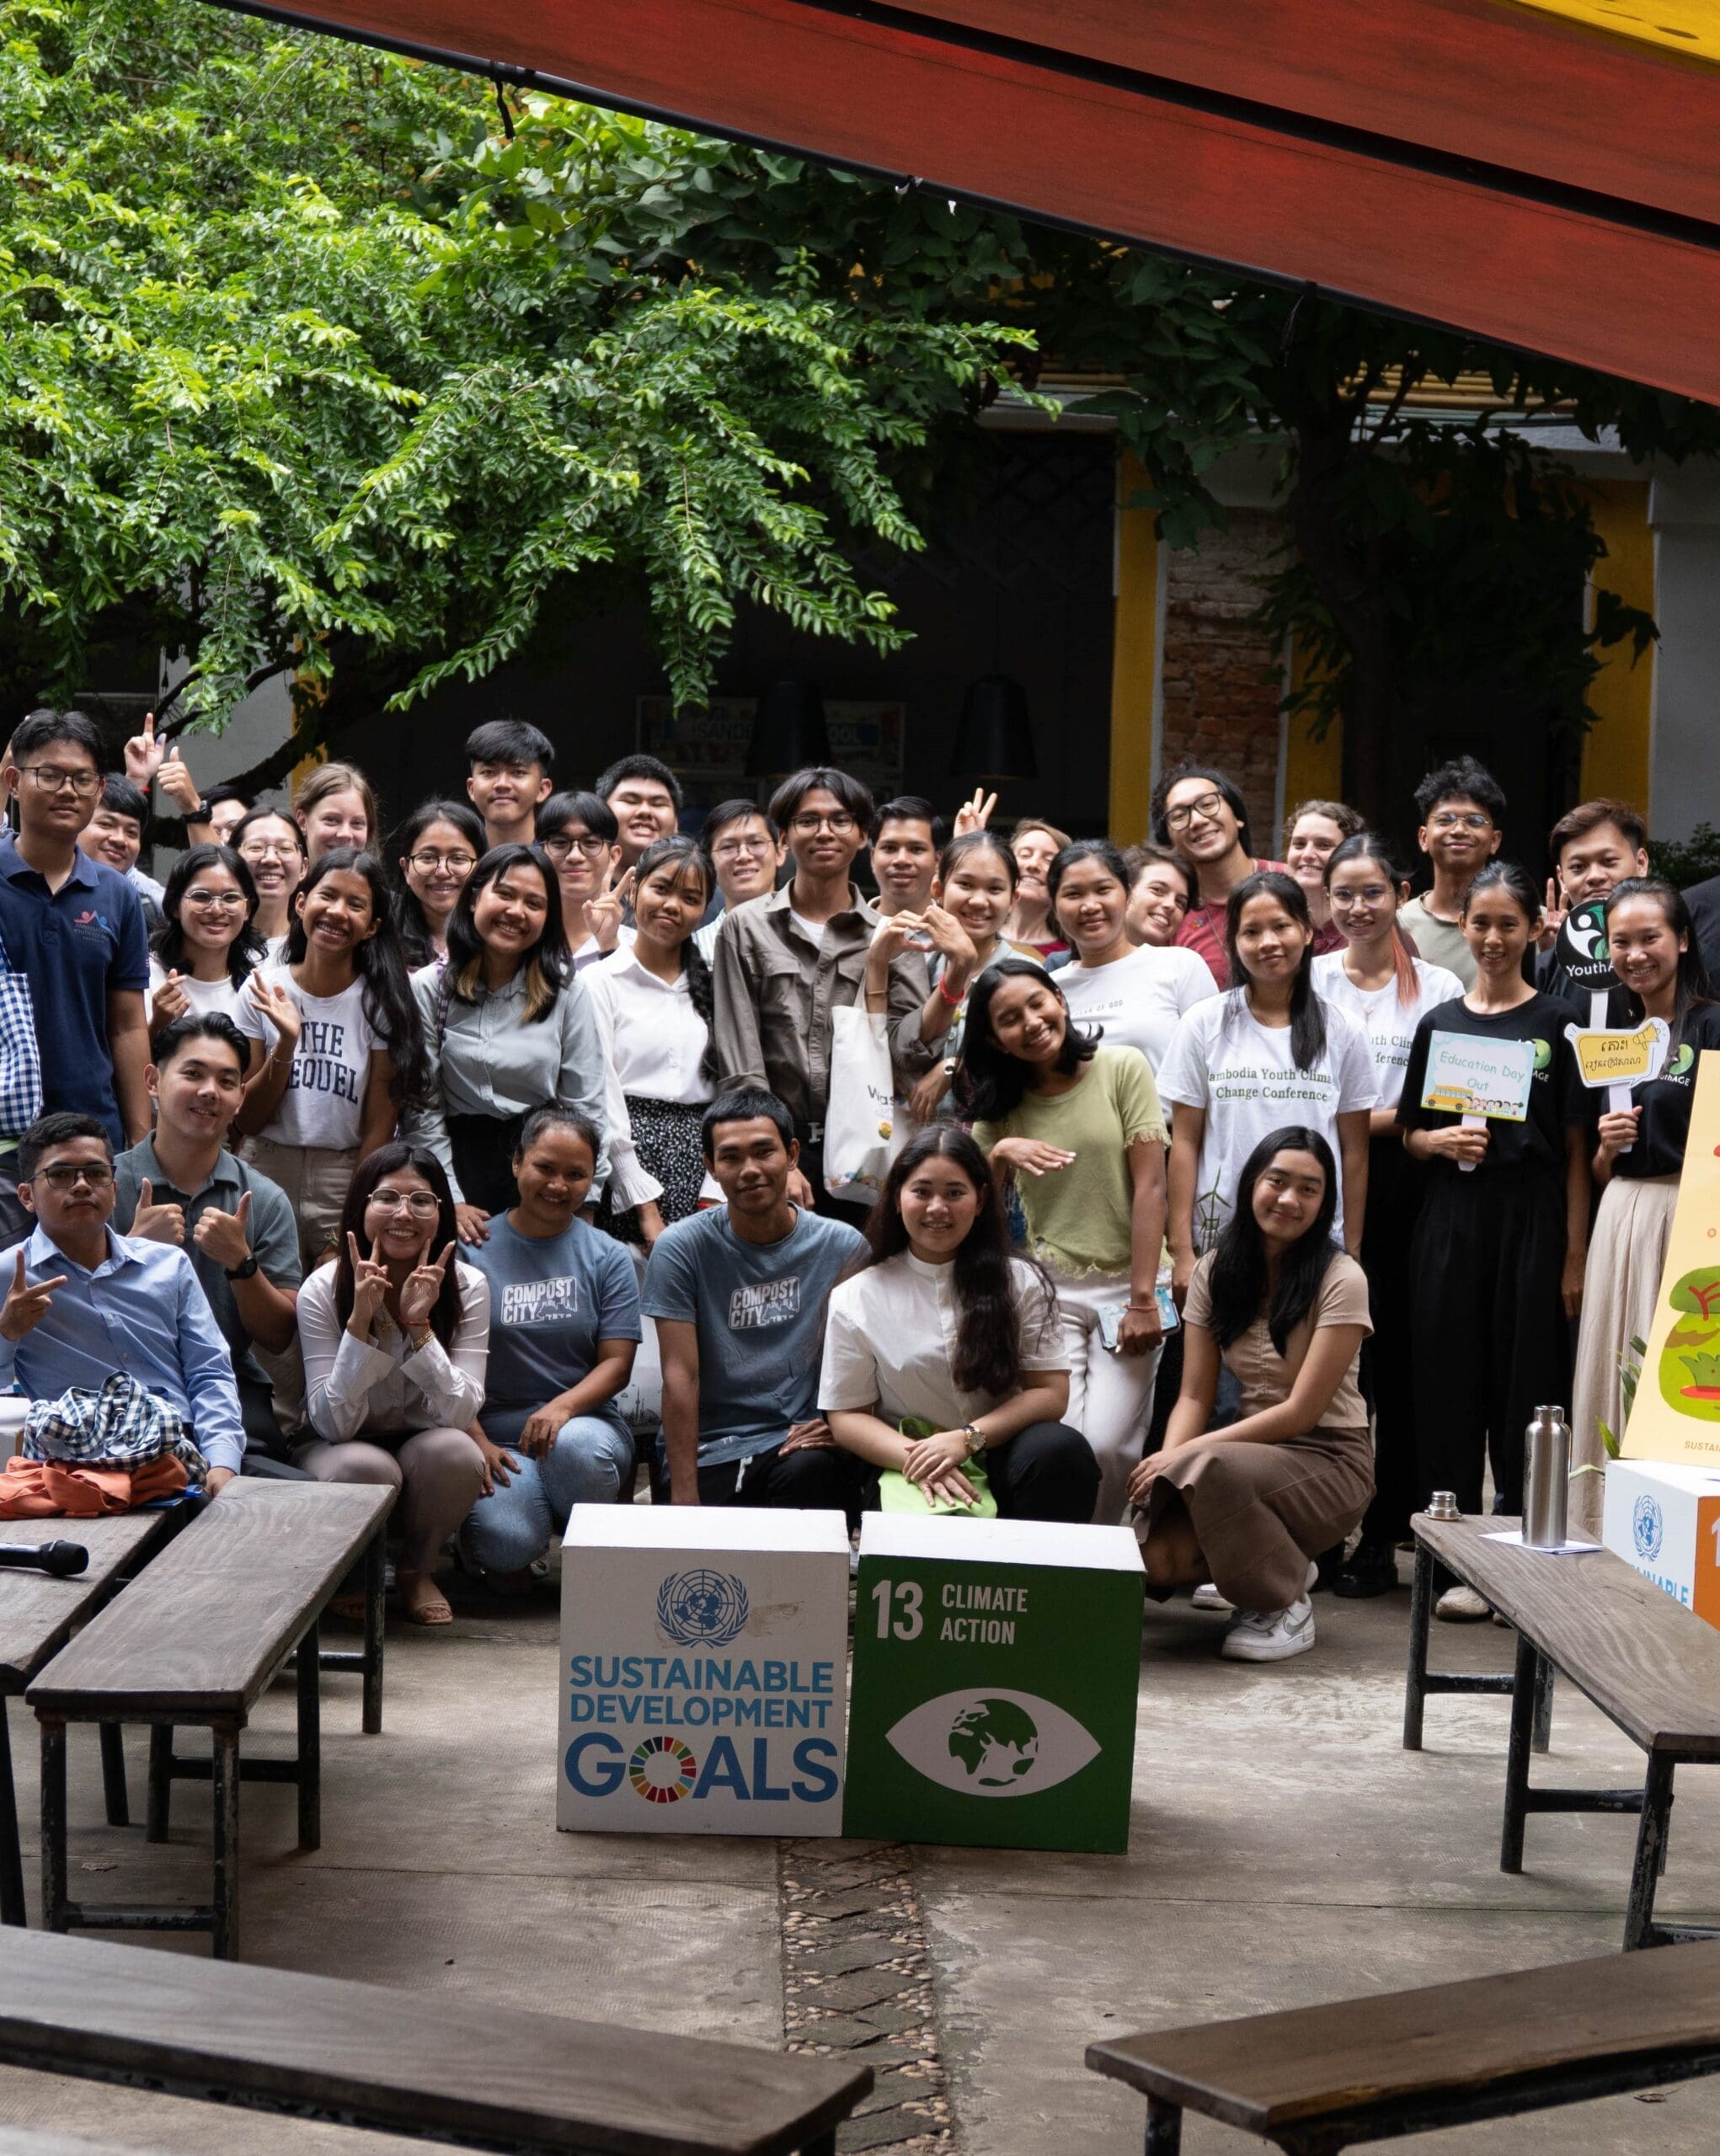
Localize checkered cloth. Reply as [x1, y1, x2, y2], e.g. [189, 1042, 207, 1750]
[0, 925, 42, 1143]
[22, 1373, 208, 1481]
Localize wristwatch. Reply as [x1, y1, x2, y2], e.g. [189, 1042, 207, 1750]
[960, 1422, 986, 1459]
[190, 798, 213, 824]
[224, 1255, 259, 1281]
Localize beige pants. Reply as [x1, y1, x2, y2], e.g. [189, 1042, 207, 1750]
[244, 1139, 360, 1272]
[292, 1428, 486, 1574]
[1570, 1172, 1679, 1541]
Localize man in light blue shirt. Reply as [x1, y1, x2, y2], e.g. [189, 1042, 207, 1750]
[0, 1112, 245, 1487]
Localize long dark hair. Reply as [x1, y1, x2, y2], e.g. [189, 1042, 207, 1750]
[1324, 831, 1418, 1009]
[389, 798, 485, 970]
[954, 958, 1098, 1122]
[152, 845, 264, 986]
[632, 835, 718, 1085]
[1045, 838, 1130, 945]
[333, 1142, 464, 1349]
[1605, 877, 1717, 1049]
[444, 844, 569, 1023]
[284, 848, 429, 1108]
[866, 1128, 1050, 1397]
[1224, 870, 1327, 1071]
[1205, 1126, 1340, 1354]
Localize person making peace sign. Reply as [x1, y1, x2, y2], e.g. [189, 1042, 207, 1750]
[294, 1143, 494, 1626]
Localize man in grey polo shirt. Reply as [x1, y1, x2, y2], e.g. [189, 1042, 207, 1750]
[113, 1012, 302, 1465]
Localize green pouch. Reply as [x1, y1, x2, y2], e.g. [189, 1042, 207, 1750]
[879, 1416, 998, 1518]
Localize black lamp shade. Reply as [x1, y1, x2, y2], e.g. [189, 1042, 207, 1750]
[950, 674, 1036, 780]
[745, 679, 830, 777]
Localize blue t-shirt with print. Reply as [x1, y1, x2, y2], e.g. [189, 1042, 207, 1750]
[468, 1214, 642, 1424]
[643, 1205, 866, 1465]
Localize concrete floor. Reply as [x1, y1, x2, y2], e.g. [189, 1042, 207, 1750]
[0, 1564, 1714, 2155]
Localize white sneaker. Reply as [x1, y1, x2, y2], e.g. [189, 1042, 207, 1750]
[1435, 1583, 1490, 1622]
[1221, 1596, 1315, 1662]
[1191, 1582, 1235, 1613]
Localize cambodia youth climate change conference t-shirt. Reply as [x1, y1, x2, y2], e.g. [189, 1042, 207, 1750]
[1156, 992, 1378, 1249]
[469, 1214, 643, 1424]
[643, 1205, 867, 1466]
[232, 965, 380, 1150]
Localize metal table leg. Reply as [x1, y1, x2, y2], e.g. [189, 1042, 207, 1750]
[296, 1616, 321, 1853]
[362, 1529, 385, 1735]
[1145, 2096, 1183, 2154]
[1624, 1754, 1676, 1951]
[1403, 1540, 1434, 1750]
[99, 1721, 129, 1827]
[39, 1717, 67, 1933]
[0, 1700, 24, 1927]
[1531, 1653, 1555, 1754]
[146, 1726, 174, 1843]
[1500, 1630, 1538, 1874]
[211, 1726, 241, 1961]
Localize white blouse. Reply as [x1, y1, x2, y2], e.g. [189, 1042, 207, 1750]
[583, 946, 716, 1210]
[819, 1251, 1067, 1433]
[297, 1260, 489, 1443]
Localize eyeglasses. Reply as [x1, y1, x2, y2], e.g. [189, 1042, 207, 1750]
[1429, 810, 1493, 832]
[239, 838, 299, 860]
[1163, 791, 1226, 831]
[181, 889, 248, 911]
[19, 766, 101, 798]
[409, 851, 478, 874]
[540, 833, 609, 861]
[31, 1163, 114, 1191]
[712, 836, 771, 859]
[789, 813, 857, 837]
[1330, 883, 1393, 909]
[366, 1191, 441, 1217]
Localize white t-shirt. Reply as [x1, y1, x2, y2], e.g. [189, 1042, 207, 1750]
[1056, 943, 1215, 1076]
[146, 959, 254, 1028]
[1311, 953, 1466, 1112]
[1156, 992, 1379, 1250]
[232, 963, 382, 1150]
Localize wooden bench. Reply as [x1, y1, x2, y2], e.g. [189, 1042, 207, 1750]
[1089, 1938, 1720, 2153]
[1404, 1512, 1720, 1950]
[25, 1481, 392, 1959]
[0, 1513, 175, 1929]
[0, 1929, 870, 2156]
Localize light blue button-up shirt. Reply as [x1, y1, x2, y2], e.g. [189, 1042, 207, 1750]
[0, 1225, 246, 1474]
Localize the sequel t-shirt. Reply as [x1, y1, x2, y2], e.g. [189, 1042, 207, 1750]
[642, 1205, 865, 1465]
[1397, 990, 1585, 1177]
[232, 963, 381, 1150]
[468, 1213, 642, 1420]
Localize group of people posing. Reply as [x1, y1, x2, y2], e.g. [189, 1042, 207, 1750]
[1, 702, 1712, 1660]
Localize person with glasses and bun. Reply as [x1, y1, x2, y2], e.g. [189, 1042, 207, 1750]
[712, 766, 930, 1214]
[390, 800, 485, 969]
[1152, 763, 1287, 989]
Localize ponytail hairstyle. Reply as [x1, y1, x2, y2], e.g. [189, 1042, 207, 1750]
[1045, 838, 1130, 942]
[1604, 877, 1717, 1049]
[388, 798, 485, 970]
[1224, 870, 1327, 1072]
[865, 1126, 1052, 1397]
[285, 848, 429, 1108]
[937, 828, 1018, 891]
[1205, 1126, 1340, 1354]
[153, 844, 264, 987]
[632, 835, 718, 1084]
[954, 958, 1098, 1123]
[444, 844, 569, 1023]
[334, 1141, 462, 1348]
[1324, 831, 1418, 1009]
[1459, 859, 1541, 926]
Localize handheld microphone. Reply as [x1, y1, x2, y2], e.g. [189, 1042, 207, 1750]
[0, 1540, 90, 1577]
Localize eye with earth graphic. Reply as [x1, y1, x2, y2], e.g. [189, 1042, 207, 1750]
[884, 1689, 1100, 1797]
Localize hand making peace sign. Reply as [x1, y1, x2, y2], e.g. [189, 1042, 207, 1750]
[397, 1233, 456, 1334]
[345, 1231, 391, 1340]
[0, 1250, 67, 1342]
[582, 860, 635, 954]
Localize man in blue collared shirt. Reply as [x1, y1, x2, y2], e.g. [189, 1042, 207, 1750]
[0, 1113, 245, 1490]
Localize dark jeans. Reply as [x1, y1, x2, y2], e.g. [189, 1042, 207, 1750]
[449, 1111, 525, 1218]
[983, 1420, 1100, 1523]
[654, 1435, 871, 1530]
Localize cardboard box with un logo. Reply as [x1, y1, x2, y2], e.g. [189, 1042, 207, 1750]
[558, 1505, 851, 1833]
[1601, 1460, 1720, 1634]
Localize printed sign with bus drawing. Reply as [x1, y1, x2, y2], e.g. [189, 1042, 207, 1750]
[1419, 1032, 1536, 1122]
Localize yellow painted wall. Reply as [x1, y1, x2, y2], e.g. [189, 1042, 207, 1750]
[1281, 645, 1343, 817]
[1109, 451, 1158, 842]
[1581, 480, 1655, 817]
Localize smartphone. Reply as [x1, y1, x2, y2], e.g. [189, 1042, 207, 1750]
[1098, 1289, 1179, 1353]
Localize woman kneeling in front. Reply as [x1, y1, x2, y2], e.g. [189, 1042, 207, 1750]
[820, 1127, 1099, 1519]
[1130, 1126, 1372, 1662]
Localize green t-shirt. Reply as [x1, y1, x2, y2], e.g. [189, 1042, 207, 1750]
[975, 1044, 1167, 1278]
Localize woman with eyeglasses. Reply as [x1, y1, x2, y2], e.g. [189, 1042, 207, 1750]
[295, 1141, 494, 1627]
[411, 844, 607, 1246]
[1312, 835, 1463, 1597]
[228, 808, 307, 956]
[390, 800, 485, 969]
[147, 845, 268, 1044]
[537, 792, 626, 971]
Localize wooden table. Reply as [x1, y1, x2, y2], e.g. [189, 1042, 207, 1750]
[0, 1511, 175, 1927]
[1406, 1513, 1720, 1948]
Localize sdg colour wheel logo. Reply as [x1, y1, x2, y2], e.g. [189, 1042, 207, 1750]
[1633, 1494, 1664, 1563]
[629, 1736, 698, 1803]
[656, 1569, 750, 1646]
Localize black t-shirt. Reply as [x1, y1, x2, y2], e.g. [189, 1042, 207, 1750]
[1684, 876, 1720, 991]
[1397, 992, 1585, 1176]
[1583, 1001, 1720, 1180]
[1534, 947, 1632, 1021]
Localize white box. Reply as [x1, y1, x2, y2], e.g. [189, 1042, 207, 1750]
[558, 1504, 850, 1833]
[1601, 1459, 1720, 1630]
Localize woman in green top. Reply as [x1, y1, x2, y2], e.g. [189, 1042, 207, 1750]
[956, 958, 1168, 1524]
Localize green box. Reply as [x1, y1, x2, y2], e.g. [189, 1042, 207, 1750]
[844, 1515, 1143, 1853]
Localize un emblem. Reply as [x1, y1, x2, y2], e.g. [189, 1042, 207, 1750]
[657, 1569, 750, 1646]
[1632, 1493, 1664, 1563]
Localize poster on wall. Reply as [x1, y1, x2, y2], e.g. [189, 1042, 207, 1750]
[1624, 1050, 1720, 1467]
[637, 696, 905, 800]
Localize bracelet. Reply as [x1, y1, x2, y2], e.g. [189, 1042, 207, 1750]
[937, 973, 965, 1009]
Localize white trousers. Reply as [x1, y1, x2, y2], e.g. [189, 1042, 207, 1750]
[1049, 1267, 1163, 1526]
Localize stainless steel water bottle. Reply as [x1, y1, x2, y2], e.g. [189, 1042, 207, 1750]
[1524, 1404, 1571, 1550]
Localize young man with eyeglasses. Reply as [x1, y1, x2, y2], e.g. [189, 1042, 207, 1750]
[693, 800, 786, 959]
[712, 768, 931, 1214]
[465, 718, 554, 850]
[1151, 763, 1287, 989]
[0, 711, 151, 1246]
[0, 1112, 247, 1492]
[1397, 756, 1506, 990]
[536, 792, 625, 969]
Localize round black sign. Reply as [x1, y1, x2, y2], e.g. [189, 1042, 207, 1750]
[1554, 897, 1615, 989]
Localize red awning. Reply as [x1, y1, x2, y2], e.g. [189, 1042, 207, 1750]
[214, 0, 1720, 403]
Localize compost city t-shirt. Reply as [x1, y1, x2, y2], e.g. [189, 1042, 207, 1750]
[468, 1213, 643, 1417]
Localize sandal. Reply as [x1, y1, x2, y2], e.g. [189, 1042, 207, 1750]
[397, 1567, 454, 1626]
